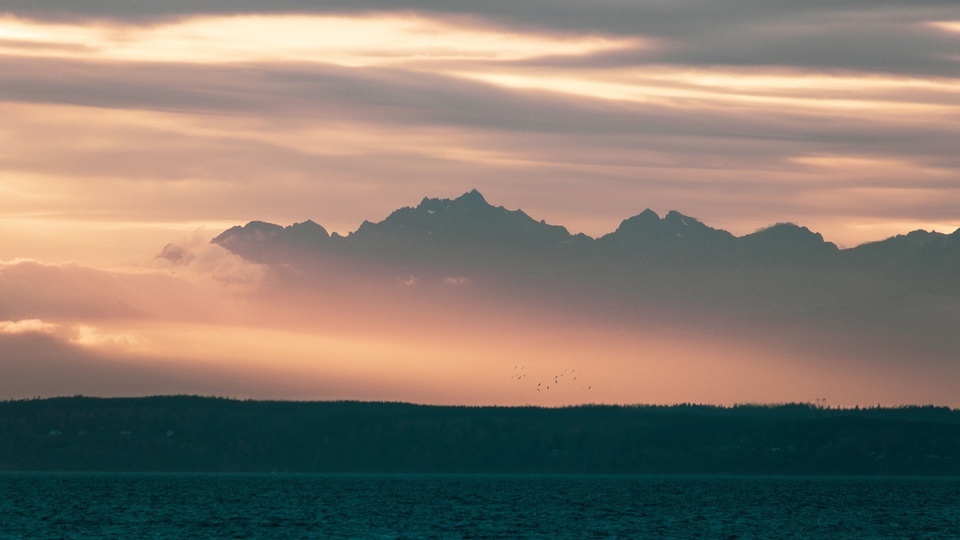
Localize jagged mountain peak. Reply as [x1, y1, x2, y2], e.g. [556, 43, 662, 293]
[213, 221, 282, 247]
[212, 219, 329, 254]
[602, 208, 734, 250]
[415, 189, 493, 215]
[663, 210, 697, 225]
[903, 229, 946, 246]
[353, 189, 577, 250]
[744, 223, 833, 246]
[457, 188, 488, 206]
[620, 209, 660, 227]
[612, 209, 712, 234]
[854, 229, 943, 251]
[291, 218, 322, 228]
[286, 219, 328, 237]
[211, 191, 959, 273]
[242, 221, 284, 234]
[738, 222, 839, 265]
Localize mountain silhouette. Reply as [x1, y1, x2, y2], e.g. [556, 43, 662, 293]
[737, 223, 839, 267]
[596, 209, 736, 264]
[212, 189, 960, 271]
[350, 189, 586, 252]
[216, 220, 330, 263]
[215, 190, 599, 276]
[210, 189, 960, 344]
[211, 188, 960, 277]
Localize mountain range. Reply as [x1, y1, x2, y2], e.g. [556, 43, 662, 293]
[204, 189, 960, 353]
[212, 189, 960, 272]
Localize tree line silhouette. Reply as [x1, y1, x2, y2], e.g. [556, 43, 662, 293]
[1, 396, 958, 474]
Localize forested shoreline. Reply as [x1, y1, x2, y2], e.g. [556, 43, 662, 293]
[1, 396, 958, 475]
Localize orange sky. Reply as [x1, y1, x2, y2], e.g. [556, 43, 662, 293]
[1, 3, 959, 405]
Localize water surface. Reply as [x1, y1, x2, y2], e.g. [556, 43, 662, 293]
[1, 473, 957, 538]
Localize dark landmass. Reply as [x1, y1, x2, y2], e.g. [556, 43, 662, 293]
[3, 396, 959, 475]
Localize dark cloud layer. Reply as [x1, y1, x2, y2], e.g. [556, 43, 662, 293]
[0, 332, 171, 398]
[2, 56, 956, 166]
[2, 54, 957, 234]
[6, 1, 959, 76]
[0, 261, 137, 321]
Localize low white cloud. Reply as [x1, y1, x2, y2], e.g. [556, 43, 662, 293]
[0, 318, 58, 335]
[70, 324, 142, 350]
[443, 276, 471, 286]
[149, 232, 269, 294]
[0, 318, 142, 353]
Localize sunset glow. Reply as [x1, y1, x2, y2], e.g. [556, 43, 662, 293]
[2, 2, 959, 407]
[0, 14, 639, 65]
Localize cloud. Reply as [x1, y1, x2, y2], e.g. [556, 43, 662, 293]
[1, 52, 956, 245]
[0, 6, 956, 249]
[0, 13, 639, 67]
[149, 234, 269, 293]
[0, 318, 59, 335]
[70, 324, 142, 350]
[0, 328, 277, 399]
[0, 259, 139, 321]
[4, 2, 958, 76]
[0, 246, 267, 326]
[0, 318, 143, 352]
[0, 331, 155, 398]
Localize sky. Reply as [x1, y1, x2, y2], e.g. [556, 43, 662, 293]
[1, 1, 959, 406]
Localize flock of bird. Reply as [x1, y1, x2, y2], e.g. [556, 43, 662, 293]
[510, 365, 592, 393]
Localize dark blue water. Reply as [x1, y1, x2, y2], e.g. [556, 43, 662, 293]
[1, 473, 957, 538]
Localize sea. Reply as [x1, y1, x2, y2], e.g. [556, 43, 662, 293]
[1, 473, 957, 538]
